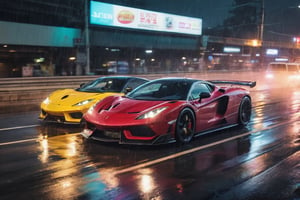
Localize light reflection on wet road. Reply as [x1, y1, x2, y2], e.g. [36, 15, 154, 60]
[0, 87, 299, 200]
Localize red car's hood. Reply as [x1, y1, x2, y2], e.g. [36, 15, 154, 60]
[85, 95, 183, 126]
[105, 96, 172, 113]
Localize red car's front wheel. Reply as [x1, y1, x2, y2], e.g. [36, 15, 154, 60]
[175, 108, 195, 144]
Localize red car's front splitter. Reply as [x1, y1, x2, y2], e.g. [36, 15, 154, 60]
[81, 127, 176, 145]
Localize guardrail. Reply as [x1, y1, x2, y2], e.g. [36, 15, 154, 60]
[0, 76, 96, 114]
[0, 74, 160, 114]
[0, 71, 263, 114]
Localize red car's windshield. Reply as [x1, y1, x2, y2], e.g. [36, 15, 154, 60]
[127, 79, 194, 101]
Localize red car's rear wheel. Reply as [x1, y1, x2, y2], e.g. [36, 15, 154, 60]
[238, 96, 252, 126]
[175, 108, 195, 144]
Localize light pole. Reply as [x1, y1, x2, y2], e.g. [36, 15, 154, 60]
[85, 0, 90, 75]
[258, 0, 265, 70]
[258, 0, 265, 42]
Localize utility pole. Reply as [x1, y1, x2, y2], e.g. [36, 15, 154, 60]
[85, 0, 90, 75]
[258, 0, 265, 70]
[259, 0, 265, 42]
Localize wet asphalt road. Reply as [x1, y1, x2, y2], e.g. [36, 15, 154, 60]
[0, 87, 299, 200]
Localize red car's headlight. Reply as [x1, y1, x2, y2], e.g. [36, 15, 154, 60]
[136, 107, 168, 119]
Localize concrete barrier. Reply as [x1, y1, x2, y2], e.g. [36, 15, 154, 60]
[0, 71, 264, 114]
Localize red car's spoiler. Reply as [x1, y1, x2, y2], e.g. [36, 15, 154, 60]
[207, 80, 256, 88]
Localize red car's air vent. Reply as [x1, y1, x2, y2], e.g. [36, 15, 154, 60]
[127, 111, 140, 114]
[97, 103, 112, 113]
[111, 103, 120, 109]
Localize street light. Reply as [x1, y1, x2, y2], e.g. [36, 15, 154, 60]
[258, 0, 265, 69]
[258, 0, 264, 42]
[85, 0, 90, 75]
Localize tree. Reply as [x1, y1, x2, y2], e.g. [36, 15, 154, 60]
[223, 0, 261, 39]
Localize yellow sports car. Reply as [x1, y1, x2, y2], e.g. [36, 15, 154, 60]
[40, 76, 148, 123]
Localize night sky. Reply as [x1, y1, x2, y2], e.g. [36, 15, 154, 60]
[185, 0, 300, 39]
[127, 0, 300, 29]
[109, 0, 300, 38]
[195, 0, 300, 28]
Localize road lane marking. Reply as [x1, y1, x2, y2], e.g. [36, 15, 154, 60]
[0, 117, 298, 171]
[0, 133, 80, 146]
[0, 124, 39, 132]
[0, 138, 37, 146]
[113, 118, 299, 175]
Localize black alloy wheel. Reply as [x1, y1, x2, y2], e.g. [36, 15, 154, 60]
[175, 108, 195, 144]
[238, 96, 252, 126]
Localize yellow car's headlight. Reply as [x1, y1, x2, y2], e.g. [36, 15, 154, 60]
[87, 100, 103, 114]
[136, 107, 168, 119]
[72, 99, 94, 107]
[87, 104, 96, 114]
[43, 97, 50, 105]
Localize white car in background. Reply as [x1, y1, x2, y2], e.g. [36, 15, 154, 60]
[265, 62, 300, 87]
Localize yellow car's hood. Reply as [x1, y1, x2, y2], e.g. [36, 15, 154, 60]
[42, 89, 122, 111]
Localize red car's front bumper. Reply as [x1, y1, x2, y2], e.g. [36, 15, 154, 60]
[81, 121, 176, 145]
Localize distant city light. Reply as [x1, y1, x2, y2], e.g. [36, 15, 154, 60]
[266, 49, 278, 55]
[223, 47, 241, 53]
[250, 39, 261, 47]
[275, 58, 288, 62]
[293, 37, 300, 43]
[34, 57, 45, 63]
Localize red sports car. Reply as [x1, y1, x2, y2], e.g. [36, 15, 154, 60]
[81, 77, 256, 145]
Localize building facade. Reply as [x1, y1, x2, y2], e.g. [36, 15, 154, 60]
[0, 0, 299, 77]
[0, 0, 203, 77]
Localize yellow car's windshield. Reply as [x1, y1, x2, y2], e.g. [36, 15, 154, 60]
[77, 77, 128, 93]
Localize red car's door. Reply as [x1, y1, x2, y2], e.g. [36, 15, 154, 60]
[189, 82, 223, 132]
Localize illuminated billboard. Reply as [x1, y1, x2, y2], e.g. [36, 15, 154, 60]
[90, 1, 202, 36]
[223, 46, 241, 53]
[266, 48, 278, 55]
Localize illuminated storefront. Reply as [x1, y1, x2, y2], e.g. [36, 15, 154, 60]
[87, 1, 203, 74]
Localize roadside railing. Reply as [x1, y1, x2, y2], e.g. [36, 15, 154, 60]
[0, 71, 263, 114]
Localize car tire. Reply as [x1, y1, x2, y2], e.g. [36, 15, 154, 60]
[175, 108, 195, 144]
[238, 96, 252, 126]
